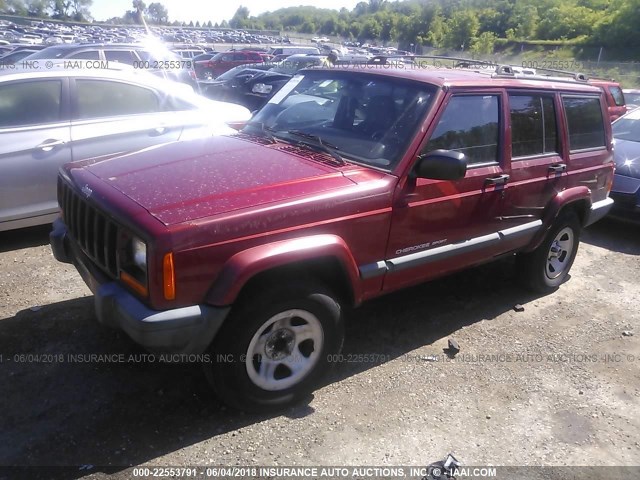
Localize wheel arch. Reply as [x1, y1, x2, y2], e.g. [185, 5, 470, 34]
[205, 234, 361, 307]
[524, 187, 591, 252]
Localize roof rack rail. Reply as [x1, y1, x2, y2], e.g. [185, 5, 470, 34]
[493, 64, 590, 83]
[410, 55, 499, 68]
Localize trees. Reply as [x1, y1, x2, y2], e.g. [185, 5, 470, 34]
[25, 0, 49, 17]
[444, 10, 480, 50]
[229, 5, 250, 29]
[131, 0, 146, 23]
[147, 2, 168, 25]
[70, 0, 92, 21]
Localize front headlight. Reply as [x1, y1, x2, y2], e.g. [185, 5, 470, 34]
[252, 83, 273, 94]
[119, 234, 148, 297]
[131, 237, 147, 272]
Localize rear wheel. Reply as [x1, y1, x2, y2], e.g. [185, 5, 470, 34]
[205, 281, 344, 412]
[517, 211, 581, 293]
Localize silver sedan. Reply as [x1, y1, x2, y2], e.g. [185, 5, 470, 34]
[0, 61, 251, 231]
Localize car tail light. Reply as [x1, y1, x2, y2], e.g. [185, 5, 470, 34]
[189, 70, 196, 80]
[163, 252, 176, 300]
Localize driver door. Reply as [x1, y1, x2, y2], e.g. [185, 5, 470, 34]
[384, 91, 514, 292]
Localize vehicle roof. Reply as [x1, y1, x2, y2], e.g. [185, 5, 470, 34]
[0, 60, 162, 82]
[306, 65, 603, 93]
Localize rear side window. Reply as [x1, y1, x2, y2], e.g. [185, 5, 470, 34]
[104, 50, 137, 65]
[0, 80, 62, 128]
[609, 86, 625, 106]
[69, 50, 100, 60]
[76, 80, 160, 119]
[424, 95, 500, 165]
[562, 96, 606, 151]
[509, 94, 558, 157]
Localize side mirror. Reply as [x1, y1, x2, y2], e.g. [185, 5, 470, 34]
[413, 149, 467, 180]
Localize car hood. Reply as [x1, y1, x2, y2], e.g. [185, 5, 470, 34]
[613, 137, 640, 178]
[82, 134, 354, 225]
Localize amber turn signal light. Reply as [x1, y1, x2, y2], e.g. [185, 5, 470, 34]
[163, 252, 176, 300]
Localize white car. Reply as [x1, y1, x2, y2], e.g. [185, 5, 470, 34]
[0, 62, 251, 232]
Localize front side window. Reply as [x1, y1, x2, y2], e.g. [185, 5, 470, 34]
[423, 95, 500, 165]
[509, 94, 558, 158]
[75, 80, 160, 119]
[247, 71, 435, 170]
[562, 96, 606, 151]
[0, 80, 62, 128]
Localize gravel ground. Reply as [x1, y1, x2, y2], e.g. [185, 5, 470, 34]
[0, 218, 638, 479]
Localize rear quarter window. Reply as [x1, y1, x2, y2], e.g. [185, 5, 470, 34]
[609, 86, 625, 106]
[562, 96, 606, 151]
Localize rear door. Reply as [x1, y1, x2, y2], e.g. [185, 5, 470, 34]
[69, 78, 182, 163]
[0, 77, 71, 228]
[500, 91, 567, 239]
[384, 90, 513, 292]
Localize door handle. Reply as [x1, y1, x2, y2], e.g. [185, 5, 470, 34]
[548, 163, 567, 174]
[36, 139, 65, 152]
[151, 126, 168, 136]
[484, 174, 510, 186]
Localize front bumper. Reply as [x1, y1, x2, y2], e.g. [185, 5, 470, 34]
[50, 219, 230, 354]
[584, 197, 615, 227]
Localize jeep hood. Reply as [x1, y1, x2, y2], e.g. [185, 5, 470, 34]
[83, 135, 354, 225]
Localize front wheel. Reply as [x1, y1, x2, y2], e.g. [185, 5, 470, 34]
[517, 211, 581, 293]
[205, 281, 344, 412]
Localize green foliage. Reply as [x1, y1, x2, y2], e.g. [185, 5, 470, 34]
[470, 31, 498, 55]
[444, 10, 480, 50]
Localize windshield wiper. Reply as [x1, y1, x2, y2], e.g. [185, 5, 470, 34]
[285, 130, 346, 165]
[243, 121, 279, 143]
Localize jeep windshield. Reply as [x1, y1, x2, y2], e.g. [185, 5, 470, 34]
[245, 70, 436, 170]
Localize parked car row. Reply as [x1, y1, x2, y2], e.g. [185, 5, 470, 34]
[200, 55, 330, 111]
[0, 19, 286, 48]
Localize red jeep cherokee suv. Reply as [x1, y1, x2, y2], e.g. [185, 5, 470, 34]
[51, 65, 614, 411]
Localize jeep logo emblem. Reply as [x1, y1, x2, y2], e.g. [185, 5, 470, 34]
[81, 184, 92, 198]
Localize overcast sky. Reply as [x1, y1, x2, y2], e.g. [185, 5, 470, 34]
[91, 0, 362, 24]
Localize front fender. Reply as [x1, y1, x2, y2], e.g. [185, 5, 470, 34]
[205, 234, 362, 306]
[525, 186, 591, 252]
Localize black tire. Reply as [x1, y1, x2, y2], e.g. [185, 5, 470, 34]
[517, 210, 581, 293]
[205, 281, 344, 412]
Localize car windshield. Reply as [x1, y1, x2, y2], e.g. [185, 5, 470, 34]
[613, 109, 640, 142]
[245, 70, 435, 170]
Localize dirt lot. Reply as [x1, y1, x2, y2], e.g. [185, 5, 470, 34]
[0, 218, 638, 479]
